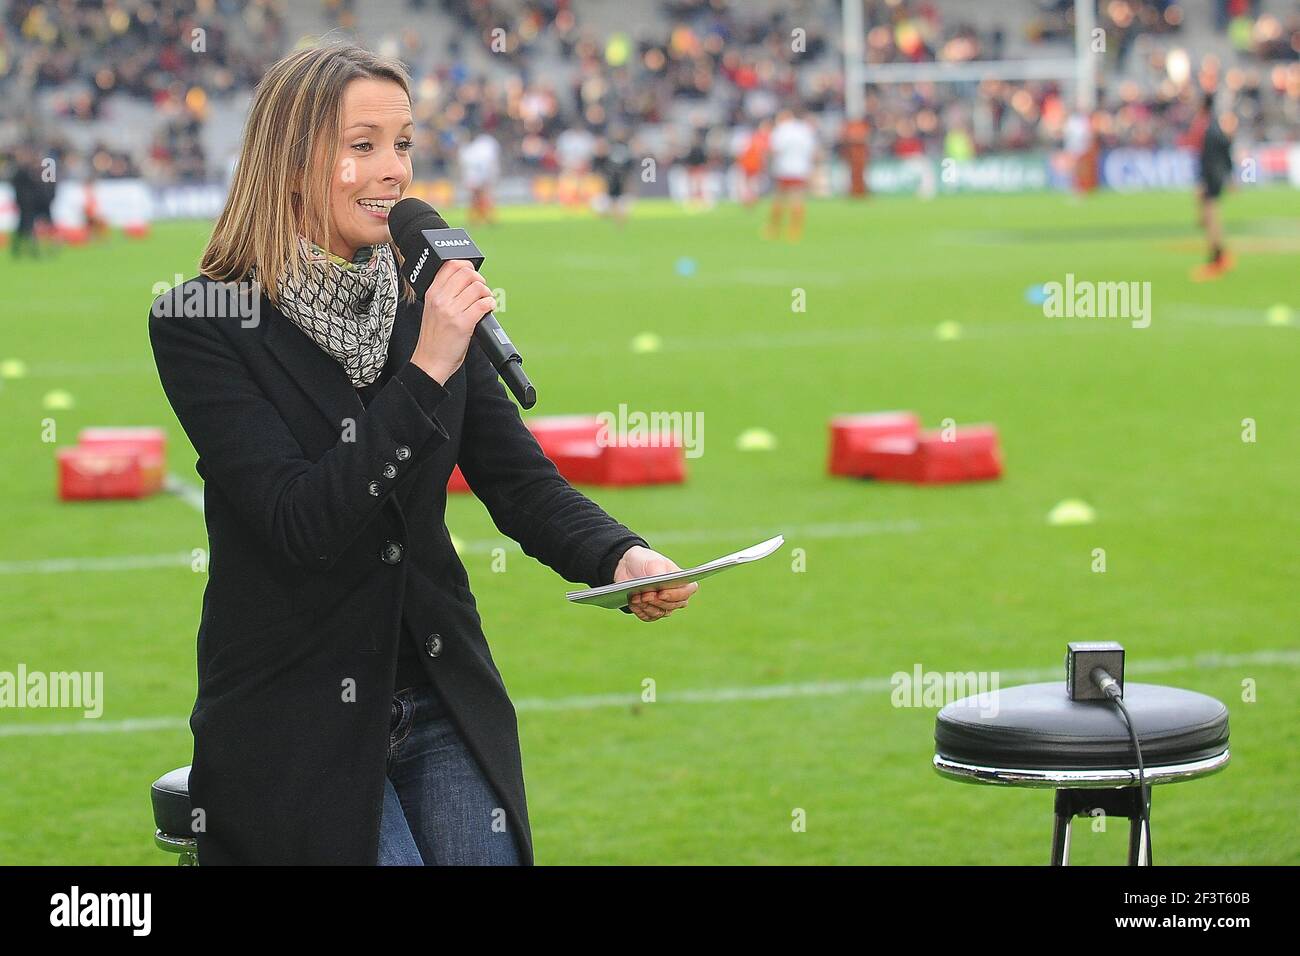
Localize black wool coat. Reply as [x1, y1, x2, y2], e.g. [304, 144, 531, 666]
[148, 276, 648, 865]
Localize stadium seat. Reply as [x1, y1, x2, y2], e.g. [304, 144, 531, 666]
[150, 765, 197, 865]
[933, 682, 1230, 865]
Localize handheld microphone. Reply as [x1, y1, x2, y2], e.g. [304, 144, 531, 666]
[388, 197, 537, 409]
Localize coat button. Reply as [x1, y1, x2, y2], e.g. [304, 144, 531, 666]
[381, 462, 397, 479]
[395, 445, 411, 461]
[380, 541, 404, 565]
[367, 480, 382, 496]
[425, 633, 443, 658]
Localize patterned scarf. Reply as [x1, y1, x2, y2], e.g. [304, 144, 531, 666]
[258, 235, 400, 387]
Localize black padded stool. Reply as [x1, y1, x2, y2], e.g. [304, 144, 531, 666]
[151, 765, 197, 865]
[934, 682, 1229, 865]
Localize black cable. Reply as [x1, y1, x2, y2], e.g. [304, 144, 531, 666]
[1112, 696, 1153, 865]
[1091, 667, 1152, 865]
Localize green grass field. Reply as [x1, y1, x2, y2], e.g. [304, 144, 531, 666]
[2, 189, 1298, 864]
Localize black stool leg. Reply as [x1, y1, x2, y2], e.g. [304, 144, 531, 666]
[1127, 786, 1151, 866]
[1051, 790, 1072, 865]
[1054, 787, 1150, 866]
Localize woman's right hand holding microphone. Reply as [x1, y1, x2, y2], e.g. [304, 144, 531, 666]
[410, 259, 497, 387]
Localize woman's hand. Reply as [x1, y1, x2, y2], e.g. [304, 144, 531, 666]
[410, 259, 497, 386]
[614, 546, 699, 622]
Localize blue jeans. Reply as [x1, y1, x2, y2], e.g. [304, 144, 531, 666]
[377, 682, 521, 865]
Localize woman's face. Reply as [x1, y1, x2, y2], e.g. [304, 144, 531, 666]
[325, 77, 414, 260]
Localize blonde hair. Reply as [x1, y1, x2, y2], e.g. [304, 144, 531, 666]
[200, 42, 416, 308]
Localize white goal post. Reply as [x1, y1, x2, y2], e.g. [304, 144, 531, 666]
[843, 0, 1098, 117]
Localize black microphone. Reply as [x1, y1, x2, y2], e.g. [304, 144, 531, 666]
[388, 197, 536, 409]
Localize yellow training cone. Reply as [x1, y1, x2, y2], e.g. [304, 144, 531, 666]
[1047, 499, 1096, 526]
[935, 320, 962, 341]
[1, 358, 28, 378]
[43, 389, 75, 410]
[631, 332, 662, 354]
[736, 427, 777, 451]
[1266, 304, 1293, 327]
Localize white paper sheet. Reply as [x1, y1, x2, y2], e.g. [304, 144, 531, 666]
[566, 535, 785, 610]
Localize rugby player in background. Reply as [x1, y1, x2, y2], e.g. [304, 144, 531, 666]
[1190, 92, 1237, 281]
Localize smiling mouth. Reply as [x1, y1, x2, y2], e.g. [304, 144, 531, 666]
[357, 198, 397, 215]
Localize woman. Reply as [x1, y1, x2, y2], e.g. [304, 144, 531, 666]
[148, 43, 698, 865]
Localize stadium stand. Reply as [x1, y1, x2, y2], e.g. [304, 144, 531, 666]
[1, 1, 1297, 183]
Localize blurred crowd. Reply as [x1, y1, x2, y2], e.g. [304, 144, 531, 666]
[0, 0, 1298, 186]
[377, 0, 1300, 175]
[3, 0, 286, 101]
[352, 0, 840, 178]
[1, 0, 288, 182]
[860, 58, 1300, 160]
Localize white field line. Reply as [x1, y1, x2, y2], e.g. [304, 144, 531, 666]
[14, 304, 1284, 382]
[8, 323, 1076, 377]
[0, 717, 187, 737]
[1, 649, 1294, 737]
[457, 518, 919, 554]
[10, 359, 156, 378]
[528, 321, 1118, 357]
[164, 473, 205, 513]
[1162, 304, 1293, 328]
[539, 304, 1292, 355]
[514, 649, 1300, 712]
[0, 552, 195, 574]
[0, 518, 919, 575]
